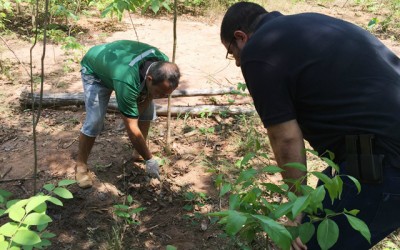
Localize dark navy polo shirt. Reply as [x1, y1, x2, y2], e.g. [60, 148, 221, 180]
[241, 12, 400, 164]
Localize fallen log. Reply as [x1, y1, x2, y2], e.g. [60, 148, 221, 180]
[154, 104, 255, 116]
[19, 89, 255, 116]
[19, 87, 243, 108]
[170, 87, 240, 96]
[100, 101, 255, 116]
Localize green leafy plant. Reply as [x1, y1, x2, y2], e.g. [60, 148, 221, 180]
[227, 98, 235, 105]
[368, 17, 379, 30]
[219, 110, 229, 118]
[199, 108, 212, 119]
[182, 191, 208, 226]
[177, 112, 194, 133]
[50, 1, 79, 25]
[199, 126, 215, 135]
[101, 0, 171, 21]
[166, 245, 177, 250]
[61, 36, 84, 51]
[235, 114, 269, 155]
[197, 108, 215, 136]
[237, 82, 247, 92]
[230, 82, 248, 96]
[0, 0, 12, 30]
[113, 195, 145, 225]
[0, 179, 76, 249]
[182, 112, 191, 124]
[183, 0, 205, 8]
[182, 191, 207, 212]
[356, 0, 400, 37]
[107, 195, 145, 248]
[209, 150, 370, 250]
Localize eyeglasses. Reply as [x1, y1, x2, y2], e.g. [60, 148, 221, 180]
[225, 37, 235, 60]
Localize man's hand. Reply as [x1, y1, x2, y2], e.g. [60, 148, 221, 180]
[146, 158, 161, 180]
[292, 237, 307, 250]
[288, 214, 307, 250]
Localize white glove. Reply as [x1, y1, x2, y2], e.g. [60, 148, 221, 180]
[146, 158, 160, 180]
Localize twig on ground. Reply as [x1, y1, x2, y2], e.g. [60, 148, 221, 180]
[16, 181, 29, 195]
[161, 232, 172, 239]
[186, 154, 201, 168]
[138, 223, 160, 234]
[60, 137, 78, 149]
[0, 177, 34, 183]
[1, 167, 12, 179]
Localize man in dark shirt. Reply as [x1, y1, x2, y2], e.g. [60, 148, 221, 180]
[221, 2, 400, 249]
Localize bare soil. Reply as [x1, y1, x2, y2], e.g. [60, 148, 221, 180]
[1, 1, 400, 249]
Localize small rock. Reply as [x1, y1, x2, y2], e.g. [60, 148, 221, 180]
[214, 115, 223, 123]
[116, 120, 125, 131]
[200, 204, 212, 213]
[200, 219, 209, 231]
[149, 178, 160, 186]
[149, 232, 156, 239]
[97, 192, 107, 201]
[130, 183, 141, 189]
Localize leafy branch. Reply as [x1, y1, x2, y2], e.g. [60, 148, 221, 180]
[0, 180, 76, 249]
[210, 150, 370, 250]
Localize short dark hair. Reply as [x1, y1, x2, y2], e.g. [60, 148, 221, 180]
[220, 2, 267, 43]
[148, 61, 180, 89]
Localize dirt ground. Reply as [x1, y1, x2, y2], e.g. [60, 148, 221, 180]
[1, 1, 400, 249]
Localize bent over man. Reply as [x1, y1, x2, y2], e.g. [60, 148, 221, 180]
[76, 40, 180, 188]
[221, 2, 400, 249]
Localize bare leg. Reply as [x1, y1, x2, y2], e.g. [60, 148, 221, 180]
[75, 132, 96, 188]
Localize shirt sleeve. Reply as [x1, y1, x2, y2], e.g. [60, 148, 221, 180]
[242, 61, 297, 127]
[113, 80, 140, 118]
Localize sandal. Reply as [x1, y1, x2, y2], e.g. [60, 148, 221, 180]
[75, 165, 93, 188]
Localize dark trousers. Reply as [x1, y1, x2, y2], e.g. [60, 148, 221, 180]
[303, 162, 400, 249]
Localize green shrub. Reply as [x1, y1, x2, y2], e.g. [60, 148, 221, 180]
[0, 179, 76, 249]
[210, 150, 370, 249]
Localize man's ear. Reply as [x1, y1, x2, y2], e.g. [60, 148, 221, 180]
[146, 75, 153, 83]
[233, 30, 249, 49]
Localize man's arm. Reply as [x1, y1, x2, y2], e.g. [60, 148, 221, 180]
[122, 116, 152, 160]
[267, 119, 308, 250]
[267, 119, 306, 185]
